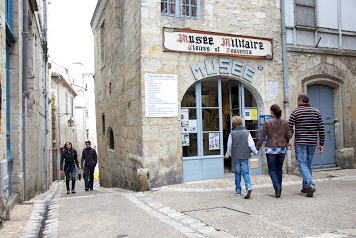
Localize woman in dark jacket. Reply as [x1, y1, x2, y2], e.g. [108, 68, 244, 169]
[60, 142, 80, 194]
[256, 104, 292, 198]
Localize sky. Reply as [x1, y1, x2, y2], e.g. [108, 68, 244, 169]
[48, 0, 98, 73]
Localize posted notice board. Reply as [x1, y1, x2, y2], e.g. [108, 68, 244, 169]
[145, 74, 178, 117]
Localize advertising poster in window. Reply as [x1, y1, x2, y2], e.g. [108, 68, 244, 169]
[145, 74, 178, 117]
[245, 109, 251, 120]
[181, 109, 189, 133]
[189, 120, 197, 132]
[182, 134, 190, 146]
[209, 133, 220, 150]
[251, 109, 258, 120]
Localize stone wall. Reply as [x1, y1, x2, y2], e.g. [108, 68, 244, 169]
[286, 49, 356, 171]
[93, 0, 143, 190]
[0, 0, 8, 218]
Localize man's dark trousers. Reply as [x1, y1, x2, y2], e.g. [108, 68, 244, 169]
[84, 165, 95, 189]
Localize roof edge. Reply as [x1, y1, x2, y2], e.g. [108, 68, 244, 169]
[90, 0, 108, 33]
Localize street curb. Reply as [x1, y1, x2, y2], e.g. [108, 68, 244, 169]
[19, 181, 62, 238]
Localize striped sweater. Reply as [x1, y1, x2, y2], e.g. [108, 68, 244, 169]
[289, 104, 325, 146]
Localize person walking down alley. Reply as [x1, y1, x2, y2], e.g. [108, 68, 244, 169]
[60, 142, 80, 194]
[81, 140, 98, 191]
[256, 104, 292, 198]
[288, 93, 325, 197]
[224, 116, 259, 199]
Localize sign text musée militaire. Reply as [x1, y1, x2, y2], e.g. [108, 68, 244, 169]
[163, 28, 273, 59]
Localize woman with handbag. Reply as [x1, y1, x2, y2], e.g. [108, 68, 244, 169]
[60, 142, 80, 194]
[256, 104, 292, 198]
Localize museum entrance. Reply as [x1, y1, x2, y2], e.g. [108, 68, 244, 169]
[181, 77, 262, 182]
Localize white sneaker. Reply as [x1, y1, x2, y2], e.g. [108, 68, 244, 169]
[244, 188, 252, 199]
[236, 193, 241, 196]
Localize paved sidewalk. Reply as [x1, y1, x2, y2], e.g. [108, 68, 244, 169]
[0, 169, 355, 237]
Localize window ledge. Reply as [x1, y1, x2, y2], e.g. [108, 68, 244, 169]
[287, 45, 356, 57]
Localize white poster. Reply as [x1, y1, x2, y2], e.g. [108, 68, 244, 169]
[245, 109, 251, 120]
[189, 120, 197, 132]
[145, 74, 178, 117]
[209, 133, 220, 150]
[181, 109, 189, 133]
[182, 134, 190, 146]
[269, 81, 277, 96]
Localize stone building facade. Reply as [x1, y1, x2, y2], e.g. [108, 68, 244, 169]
[70, 62, 97, 158]
[2, 0, 52, 215]
[91, 0, 356, 190]
[284, 0, 356, 172]
[50, 63, 78, 181]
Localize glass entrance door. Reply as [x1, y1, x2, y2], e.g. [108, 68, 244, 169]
[181, 78, 262, 182]
[229, 81, 262, 175]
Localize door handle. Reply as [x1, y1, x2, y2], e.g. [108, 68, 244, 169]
[327, 131, 331, 133]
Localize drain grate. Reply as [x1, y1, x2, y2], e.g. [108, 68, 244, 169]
[18, 202, 34, 205]
[182, 207, 250, 222]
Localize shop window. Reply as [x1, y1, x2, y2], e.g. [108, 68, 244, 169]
[161, 0, 200, 20]
[181, 78, 260, 158]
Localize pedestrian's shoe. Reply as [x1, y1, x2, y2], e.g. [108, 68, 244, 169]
[67, 191, 70, 194]
[301, 188, 308, 193]
[244, 188, 252, 199]
[85, 187, 89, 191]
[306, 184, 316, 197]
[275, 187, 281, 198]
[236, 193, 241, 196]
[71, 190, 76, 193]
[90, 188, 93, 191]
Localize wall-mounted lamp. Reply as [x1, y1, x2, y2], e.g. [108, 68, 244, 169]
[67, 118, 74, 128]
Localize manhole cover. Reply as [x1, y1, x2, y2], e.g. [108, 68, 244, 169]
[183, 207, 249, 221]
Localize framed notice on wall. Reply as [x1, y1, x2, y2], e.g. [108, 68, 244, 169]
[145, 74, 178, 117]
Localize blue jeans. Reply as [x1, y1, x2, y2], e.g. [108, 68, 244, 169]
[84, 165, 95, 189]
[234, 159, 251, 194]
[295, 145, 316, 189]
[64, 164, 76, 191]
[266, 153, 286, 191]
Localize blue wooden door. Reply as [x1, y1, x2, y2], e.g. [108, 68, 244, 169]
[307, 84, 336, 168]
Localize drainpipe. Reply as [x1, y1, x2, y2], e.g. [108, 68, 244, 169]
[22, 0, 29, 201]
[281, 0, 291, 174]
[57, 76, 61, 178]
[44, 0, 49, 191]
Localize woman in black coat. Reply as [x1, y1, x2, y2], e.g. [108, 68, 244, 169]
[60, 142, 80, 194]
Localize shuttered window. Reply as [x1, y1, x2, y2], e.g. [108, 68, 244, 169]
[295, 0, 315, 28]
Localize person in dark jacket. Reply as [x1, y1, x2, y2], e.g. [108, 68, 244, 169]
[256, 104, 292, 198]
[81, 140, 98, 191]
[60, 142, 80, 194]
[224, 116, 258, 199]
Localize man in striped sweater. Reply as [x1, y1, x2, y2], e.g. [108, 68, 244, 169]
[288, 93, 325, 197]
